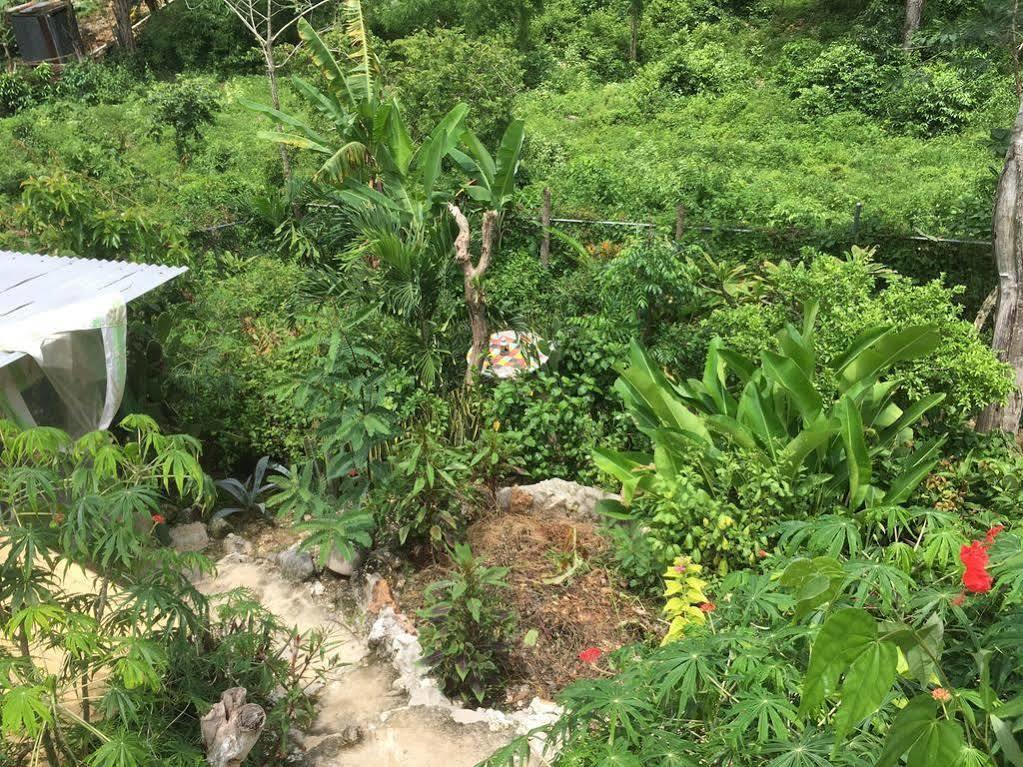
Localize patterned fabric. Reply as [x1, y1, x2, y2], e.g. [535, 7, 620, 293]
[470, 330, 550, 379]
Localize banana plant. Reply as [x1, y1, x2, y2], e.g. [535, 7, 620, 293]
[596, 308, 946, 514]
[241, 7, 413, 188]
[449, 120, 527, 213]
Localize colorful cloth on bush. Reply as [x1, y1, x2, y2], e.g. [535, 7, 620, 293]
[472, 330, 549, 379]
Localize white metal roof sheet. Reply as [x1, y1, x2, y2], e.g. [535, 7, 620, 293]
[0, 251, 187, 368]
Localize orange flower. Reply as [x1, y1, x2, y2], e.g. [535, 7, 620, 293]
[151, 514, 166, 526]
[931, 688, 952, 703]
[699, 602, 716, 613]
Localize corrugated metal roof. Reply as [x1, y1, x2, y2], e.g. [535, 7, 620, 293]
[0, 251, 187, 368]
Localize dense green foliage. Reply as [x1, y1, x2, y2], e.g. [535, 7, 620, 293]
[2, 0, 1022, 761]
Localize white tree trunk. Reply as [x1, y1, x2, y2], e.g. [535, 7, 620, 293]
[448, 204, 498, 385]
[201, 688, 266, 767]
[977, 98, 1023, 434]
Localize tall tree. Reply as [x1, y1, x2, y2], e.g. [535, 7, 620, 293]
[111, 0, 136, 51]
[902, 0, 925, 47]
[629, 0, 643, 61]
[976, 98, 1023, 434]
[218, 0, 334, 183]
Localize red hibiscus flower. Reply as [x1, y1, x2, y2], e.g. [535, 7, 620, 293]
[699, 602, 716, 613]
[960, 541, 993, 594]
[151, 514, 166, 526]
[986, 525, 1006, 544]
[578, 647, 602, 664]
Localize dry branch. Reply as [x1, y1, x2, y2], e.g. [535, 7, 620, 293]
[201, 687, 266, 767]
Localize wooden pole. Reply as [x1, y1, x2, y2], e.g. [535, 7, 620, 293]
[675, 204, 687, 242]
[540, 187, 552, 266]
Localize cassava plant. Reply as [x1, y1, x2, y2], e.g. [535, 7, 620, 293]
[0, 416, 329, 765]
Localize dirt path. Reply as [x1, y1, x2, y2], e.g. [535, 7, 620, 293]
[197, 553, 551, 767]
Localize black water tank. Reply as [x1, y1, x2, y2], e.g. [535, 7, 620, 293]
[5, 0, 84, 64]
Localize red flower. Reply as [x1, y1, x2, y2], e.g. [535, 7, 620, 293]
[986, 525, 1006, 544]
[757, 549, 769, 559]
[578, 647, 602, 664]
[931, 687, 953, 703]
[151, 514, 166, 526]
[960, 541, 993, 594]
[699, 602, 716, 613]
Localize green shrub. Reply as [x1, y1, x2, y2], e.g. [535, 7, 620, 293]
[781, 40, 893, 118]
[695, 248, 1012, 421]
[418, 544, 518, 706]
[386, 28, 525, 142]
[137, 0, 257, 74]
[0, 417, 328, 766]
[0, 70, 34, 116]
[160, 256, 319, 468]
[598, 314, 948, 573]
[145, 76, 222, 160]
[484, 317, 630, 483]
[887, 61, 977, 136]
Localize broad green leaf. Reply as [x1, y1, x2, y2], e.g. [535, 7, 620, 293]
[992, 715, 1023, 767]
[298, 17, 344, 88]
[836, 396, 871, 507]
[761, 349, 823, 420]
[780, 557, 845, 620]
[876, 696, 940, 767]
[833, 639, 898, 743]
[801, 608, 876, 714]
[883, 438, 945, 505]
[839, 326, 939, 392]
[492, 119, 526, 208]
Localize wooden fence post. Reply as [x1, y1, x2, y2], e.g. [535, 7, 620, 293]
[851, 201, 863, 242]
[540, 187, 552, 266]
[675, 204, 687, 242]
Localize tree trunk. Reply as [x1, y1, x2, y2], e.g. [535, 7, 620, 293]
[201, 688, 266, 767]
[901, 0, 924, 47]
[976, 98, 1023, 434]
[629, 8, 639, 61]
[111, 0, 136, 51]
[263, 44, 294, 187]
[449, 204, 498, 385]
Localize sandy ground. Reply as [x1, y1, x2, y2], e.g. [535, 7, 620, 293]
[198, 555, 519, 767]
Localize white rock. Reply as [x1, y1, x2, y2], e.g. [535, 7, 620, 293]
[325, 547, 362, 577]
[496, 479, 619, 523]
[223, 533, 252, 556]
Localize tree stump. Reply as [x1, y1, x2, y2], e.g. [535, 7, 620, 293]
[201, 688, 266, 767]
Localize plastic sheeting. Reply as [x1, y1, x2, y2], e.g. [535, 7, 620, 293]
[0, 293, 126, 435]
